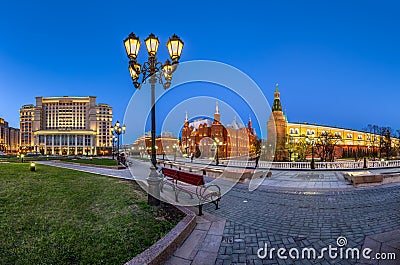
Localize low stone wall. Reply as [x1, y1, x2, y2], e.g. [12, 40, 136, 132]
[342, 171, 400, 187]
[382, 173, 400, 185]
[125, 206, 196, 265]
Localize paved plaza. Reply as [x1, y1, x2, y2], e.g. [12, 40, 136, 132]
[204, 183, 400, 265]
[37, 160, 400, 264]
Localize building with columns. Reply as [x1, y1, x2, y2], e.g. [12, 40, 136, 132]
[132, 131, 180, 157]
[0, 118, 20, 154]
[19, 96, 112, 155]
[267, 84, 400, 161]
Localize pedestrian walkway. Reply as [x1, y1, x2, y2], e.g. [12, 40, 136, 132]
[359, 230, 400, 265]
[37, 160, 135, 180]
[165, 209, 226, 265]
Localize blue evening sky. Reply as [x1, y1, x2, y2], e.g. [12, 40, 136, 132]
[1, 1, 399, 142]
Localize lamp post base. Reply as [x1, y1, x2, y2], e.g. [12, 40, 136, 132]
[310, 159, 315, 170]
[147, 165, 161, 206]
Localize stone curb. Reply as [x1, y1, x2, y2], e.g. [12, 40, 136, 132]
[125, 206, 197, 265]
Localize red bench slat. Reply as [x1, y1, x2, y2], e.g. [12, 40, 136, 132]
[161, 167, 204, 186]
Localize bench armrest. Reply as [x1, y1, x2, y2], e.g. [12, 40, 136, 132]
[196, 184, 221, 202]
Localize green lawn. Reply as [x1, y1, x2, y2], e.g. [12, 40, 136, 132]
[0, 163, 182, 265]
[63, 158, 118, 166]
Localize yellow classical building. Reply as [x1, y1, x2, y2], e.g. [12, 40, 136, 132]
[267, 84, 399, 161]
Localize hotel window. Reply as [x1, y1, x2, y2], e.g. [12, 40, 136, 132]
[54, 136, 60, 145]
[290, 128, 294, 134]
[306, 130, 311, 135]
[358, 135, 362, 140]
[69, 136, 75, 145]
[46, 135, 53, 145]
[61, 135, 68, 145]
[85, 136, 91, 146]
[76, 136, 83, 146]
[347, 134, 352, 139]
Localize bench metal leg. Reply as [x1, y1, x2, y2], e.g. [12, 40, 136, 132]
[175, 190, 179, 202]
[198, 203, 203, 216]
[215, 199, 220, 210]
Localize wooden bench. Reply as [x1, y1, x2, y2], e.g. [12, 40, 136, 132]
[160, 167, 221, 215]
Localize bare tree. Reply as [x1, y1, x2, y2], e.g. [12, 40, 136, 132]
[364, 124, 379, 158]
[395, 130, 400, 158]
[315, 132, 341, 162]
[376, 126, 394, 160]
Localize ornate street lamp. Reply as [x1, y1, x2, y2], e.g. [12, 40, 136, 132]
[112, 121, 126, 162]
[124, 32, 184, 206]
[213, 138, 221, 166]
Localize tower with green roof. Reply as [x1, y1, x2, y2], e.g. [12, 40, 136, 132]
[267, 83, 288, 161]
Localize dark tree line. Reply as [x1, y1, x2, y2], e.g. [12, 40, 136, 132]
[364, 124, 400, 160]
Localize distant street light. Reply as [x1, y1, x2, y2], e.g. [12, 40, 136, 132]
[112, 121, 126, 162]
[123, 32, 184, 206]
[213, 138, 222, 166]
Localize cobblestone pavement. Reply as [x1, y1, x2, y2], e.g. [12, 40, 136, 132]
[204, 183, 400, 265]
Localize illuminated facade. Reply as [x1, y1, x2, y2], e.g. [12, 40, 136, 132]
[0, 118, 20, 154]
[20, 96, 112, 155]
[267, 84, 400, 161]
[181, 102, 258, 159]
[132, 131, 179, 156]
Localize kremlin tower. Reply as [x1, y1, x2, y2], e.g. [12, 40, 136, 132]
[267, 84, 288, 161]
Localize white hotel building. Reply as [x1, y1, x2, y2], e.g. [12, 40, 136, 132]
[20, 96, 112, 155]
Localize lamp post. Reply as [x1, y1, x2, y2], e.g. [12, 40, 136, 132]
[112, 121, 126, 162]
[173, 143, 178, 161]
[112, 136, 117, 160]
[213, 138, 221, 166]
[124, 32, 184, 206]
[310, 138, 315, 170]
